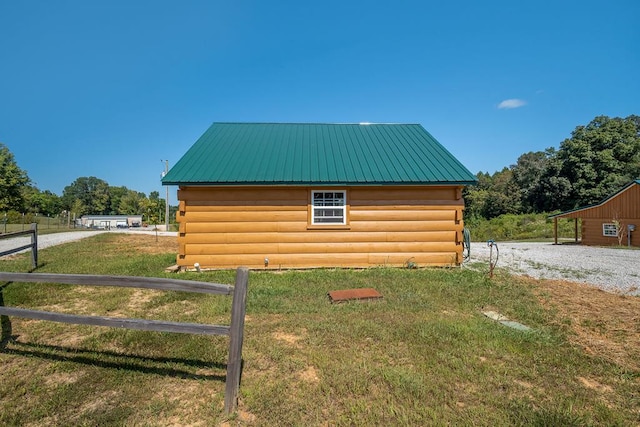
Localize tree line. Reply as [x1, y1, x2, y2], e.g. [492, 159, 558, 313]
[464, 115, 640, 220]
[0, 145, 171, 225]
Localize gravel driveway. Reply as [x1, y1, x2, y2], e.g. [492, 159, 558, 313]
[0, 229, 177, 255]
[469, 242, 639, 296]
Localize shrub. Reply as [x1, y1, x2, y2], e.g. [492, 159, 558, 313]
[466, 212, 577, 242]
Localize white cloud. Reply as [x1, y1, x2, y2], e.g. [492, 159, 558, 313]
[497, 98, 527, 109]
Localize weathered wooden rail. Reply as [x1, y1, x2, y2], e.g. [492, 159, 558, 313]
[0, 267, 248, 414]
[0, 223, 37, 268]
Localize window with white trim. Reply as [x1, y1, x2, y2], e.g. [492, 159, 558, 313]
[603, 223, 618, 237]
[311, 190, 346, 224]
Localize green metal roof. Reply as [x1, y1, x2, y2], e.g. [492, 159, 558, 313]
[162, 123, 477, 186]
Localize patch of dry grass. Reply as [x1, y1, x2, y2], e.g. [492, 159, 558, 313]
[530, 277, 640, 371]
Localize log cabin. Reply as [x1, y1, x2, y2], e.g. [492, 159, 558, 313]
[551, 179, 640, 247]
[162, 122, 477, 269]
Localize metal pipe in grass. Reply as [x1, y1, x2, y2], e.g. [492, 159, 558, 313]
[487, 240, 499, 278]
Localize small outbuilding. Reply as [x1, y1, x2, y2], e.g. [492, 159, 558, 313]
[80, 215, 143, 229]
[550, 180, 640, 247]
[162, 122, 477, 269]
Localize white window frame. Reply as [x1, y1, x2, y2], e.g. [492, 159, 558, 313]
[602, 223, 618, 237]
[311, 190, 347, 225]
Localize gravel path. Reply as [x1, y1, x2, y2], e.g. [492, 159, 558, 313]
[469, 242, 640, 296]
[0, 229, 177, 255]
[0, 230, 106, 254]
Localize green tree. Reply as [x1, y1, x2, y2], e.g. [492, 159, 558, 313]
[62, 177, 110, 214]
[529, 154, 572, 212]
[481, 168, 521, 218]
[118, 190, 144, 214]
[140, 196, 160, 226]
[558, 115, 640, 208]
[511, 149, 553, 213]
[107, 186, 129, 214]
[0, 143, 30, 211]
[463, 169, 520, 220]
[22, 186, 62, 216]
[463, 172, 490, 219]
[70, 199, 87, 221]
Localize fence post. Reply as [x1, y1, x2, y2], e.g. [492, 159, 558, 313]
[30, 223, 38, 269]
[224, 267, 249, 414]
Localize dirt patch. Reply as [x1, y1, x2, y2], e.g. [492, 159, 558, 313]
[44, 371, 82, 388]
[577, 376, 613, 393]
[272, 331, 305, 347]
[528, 277, 640, 371]
[125, 289, 156, 311]
[299, 366, 320, 383]
[72, 390, 120, 421]
[109, 234, 178, 254]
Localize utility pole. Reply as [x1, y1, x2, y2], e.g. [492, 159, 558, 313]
[162, 160, 169, 231]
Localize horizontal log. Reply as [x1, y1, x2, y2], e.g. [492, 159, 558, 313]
[179, 187, 307, 202]
[184, 241, 459, 255]
[183, 221, 300, 233]
[349, 186, 459, 201]
[178, 251, 460, 269]
[0, 306, 230, 336]
[181, 211, 307, 223]
[350, 209, 457, 221]
[351, 197, 460, 206]
[0, 272, 232, 295]
[351, 200, 464, 208]
[182, 220, 462, 234]
[183, 204, 307, 212]
[181, 231, 456, 245]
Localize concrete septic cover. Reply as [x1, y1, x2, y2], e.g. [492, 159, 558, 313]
[483, 310, 531, 332]
[328, 288, 383, 303]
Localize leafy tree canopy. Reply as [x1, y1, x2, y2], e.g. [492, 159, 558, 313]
[0, 143, 30, 211]
[62, 176, 110, 215]
[557, 115, 640, 208]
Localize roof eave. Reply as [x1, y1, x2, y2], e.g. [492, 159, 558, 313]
[162, 180, 478, 187]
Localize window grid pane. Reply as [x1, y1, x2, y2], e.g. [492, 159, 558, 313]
[312, 191, 346, 224]
[603, 223, 617, 237]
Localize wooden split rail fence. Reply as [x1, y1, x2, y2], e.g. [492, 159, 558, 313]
[0, 223, 37, 269]
[0, 267, 249, 414]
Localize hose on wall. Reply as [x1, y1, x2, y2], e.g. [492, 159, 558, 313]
[462, 227, 471, 262]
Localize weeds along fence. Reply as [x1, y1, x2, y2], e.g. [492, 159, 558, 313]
[0, 267, 249, 414]
[2, 213, 71, 232]
[0, 223, 37, 269]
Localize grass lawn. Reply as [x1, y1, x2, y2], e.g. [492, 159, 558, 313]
[0, 234, 638, 426]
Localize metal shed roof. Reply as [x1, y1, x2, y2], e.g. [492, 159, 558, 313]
[550, 180, 640, 219]
[162, 122, 477, 186]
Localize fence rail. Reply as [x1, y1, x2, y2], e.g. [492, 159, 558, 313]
[0, 267, 248, 414]
[0, 223, 37, 268]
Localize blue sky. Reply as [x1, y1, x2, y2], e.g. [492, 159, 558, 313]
[1, 1, 638, 205]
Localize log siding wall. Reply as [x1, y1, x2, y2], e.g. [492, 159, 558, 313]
[581, 219, 638, 247]
[176, 186, 465, 269]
